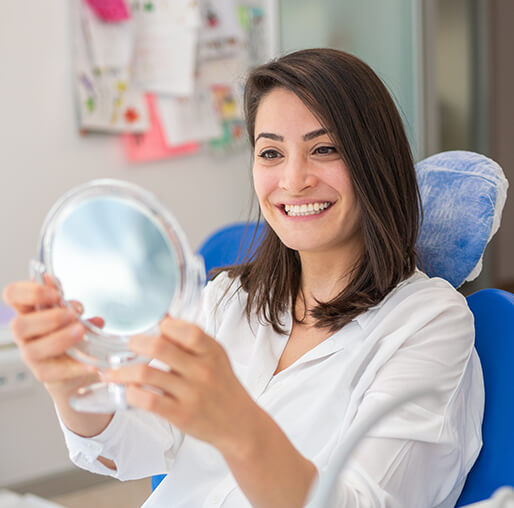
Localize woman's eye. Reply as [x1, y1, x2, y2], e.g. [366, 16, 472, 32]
[257, 149, 282, 160]
[314, 146, 337, 155]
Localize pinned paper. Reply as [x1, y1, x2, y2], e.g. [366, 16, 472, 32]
[123, 94, 199, 162]
[76, 67, 149, 133]
[209, 84, 245, 154]
[81, 0, 134, 69]
[74, 0, 148, 133]
[131, 0, 201, 96]
[157, 87, 222, 146]
[198, 0, 243, 60]
[85, 0, 131, 22]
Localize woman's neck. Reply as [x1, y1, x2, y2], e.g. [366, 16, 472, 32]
[297, 244, 362, 308]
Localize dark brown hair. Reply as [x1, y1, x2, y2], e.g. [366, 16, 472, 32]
[218, 48, 421, 334]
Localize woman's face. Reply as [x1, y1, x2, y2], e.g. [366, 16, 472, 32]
[252, 88, 362, 257]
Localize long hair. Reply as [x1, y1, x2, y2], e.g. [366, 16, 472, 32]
[219, 48, 421, 334]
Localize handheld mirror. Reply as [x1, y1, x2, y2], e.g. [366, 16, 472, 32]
[31, 179, 205, 413]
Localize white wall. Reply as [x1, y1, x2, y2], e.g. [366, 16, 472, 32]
[0, 0, 253, 485]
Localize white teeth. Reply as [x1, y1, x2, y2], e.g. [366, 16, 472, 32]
[284, 201, 332, 217]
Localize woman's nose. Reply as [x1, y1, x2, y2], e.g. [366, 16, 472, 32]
[279, 156, 317, 193]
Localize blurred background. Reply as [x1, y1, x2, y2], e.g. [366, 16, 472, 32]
[0, 0, 512, 506]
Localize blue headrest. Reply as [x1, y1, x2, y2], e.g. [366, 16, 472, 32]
[415, 150, 508, 288]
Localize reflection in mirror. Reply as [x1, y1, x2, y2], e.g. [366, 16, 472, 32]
[52, 197, 178, 336]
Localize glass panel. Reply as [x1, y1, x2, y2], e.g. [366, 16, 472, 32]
[279, 0, 423, 158]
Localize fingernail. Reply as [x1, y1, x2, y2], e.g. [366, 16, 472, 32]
[70, 322, 84, 338]
[100, 370, 112, 382]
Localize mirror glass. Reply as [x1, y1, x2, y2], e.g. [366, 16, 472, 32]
[51, 196, 178, 336]
[34, 179, 205, 412]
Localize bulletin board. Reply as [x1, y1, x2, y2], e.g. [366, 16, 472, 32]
[72, 0, 280, 162]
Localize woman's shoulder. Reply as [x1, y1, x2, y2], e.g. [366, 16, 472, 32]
[357, 270, 472, 332]
[389, 269, 468, 308]
[202, 270, 243, 305]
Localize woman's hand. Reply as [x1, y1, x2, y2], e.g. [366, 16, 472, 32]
[103, 316, 259, 458]
[2, 277, 117, 439]
[2, 277, 96, 392]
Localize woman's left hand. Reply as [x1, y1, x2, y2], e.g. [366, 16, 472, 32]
[103, 317, 257, 457]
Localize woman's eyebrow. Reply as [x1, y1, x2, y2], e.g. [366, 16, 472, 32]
[255, 132, 284, 143]
[255, 128, 329, 143]
[303, 128, 328, 141]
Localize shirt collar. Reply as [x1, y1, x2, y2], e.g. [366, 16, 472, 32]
[353, 270, 426, 329]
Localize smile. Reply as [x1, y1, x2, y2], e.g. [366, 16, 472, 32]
[283, 202, 332, 217]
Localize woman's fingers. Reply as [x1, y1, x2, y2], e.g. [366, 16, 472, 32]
[10, 307, 76, 342]
[125, 384, 179, 419]
[2, 281, 60, 312]
[68, 300, 84, 315]
[129, 334, 197, 377]
[159, 317, 213, 355]
[34, 355, 97, 384]
[21, 321, 86, 363]
[43, 273, 59, 290]
[87, 316, 105, 328]
[104, 364, 188, 400]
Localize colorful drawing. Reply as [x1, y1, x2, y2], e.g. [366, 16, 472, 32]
[124, 108, 140, 123]
[123, 94, 199, 162]
[208, 84, 245, 154]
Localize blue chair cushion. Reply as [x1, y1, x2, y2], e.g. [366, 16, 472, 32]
[456, 289, 514, 505]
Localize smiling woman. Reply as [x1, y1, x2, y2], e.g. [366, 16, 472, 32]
[227, 49, 420, 335]
[2, 48, 483, 508]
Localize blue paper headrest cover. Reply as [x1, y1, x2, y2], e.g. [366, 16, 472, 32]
[415, 150, 508, 288]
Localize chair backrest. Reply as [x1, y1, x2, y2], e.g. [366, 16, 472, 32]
[197, 222, 265, 277]
[456, 288, 514, 506]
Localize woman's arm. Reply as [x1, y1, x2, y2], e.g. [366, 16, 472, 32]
[313, 289, 483, 508]
[106, 317, 318, 508]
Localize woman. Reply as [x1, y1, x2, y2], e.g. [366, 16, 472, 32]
[3, 49, 483, 507]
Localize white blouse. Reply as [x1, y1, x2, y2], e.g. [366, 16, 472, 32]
[58, 270, 484, 508]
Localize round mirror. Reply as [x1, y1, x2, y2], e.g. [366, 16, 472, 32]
[32, 179, 205, 412]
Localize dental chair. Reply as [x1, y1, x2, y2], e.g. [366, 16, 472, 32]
[153, 151, 512, 507]
[197, 222, 265, 278]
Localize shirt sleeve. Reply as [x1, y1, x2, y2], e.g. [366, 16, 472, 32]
[310, 281, 484, 508]
[56, 406, 184, 481]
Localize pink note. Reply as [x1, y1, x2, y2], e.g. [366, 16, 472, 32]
[84, 0, 131, 22]
[123, 94, 200, 163]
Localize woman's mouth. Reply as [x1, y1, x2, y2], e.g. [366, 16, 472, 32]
[282, 201, 333, 217]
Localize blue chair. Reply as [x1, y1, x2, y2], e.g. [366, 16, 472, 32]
[456, 288, 514, 506]
[197, 222, 265, 278]
[153, 151, 511, 504]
